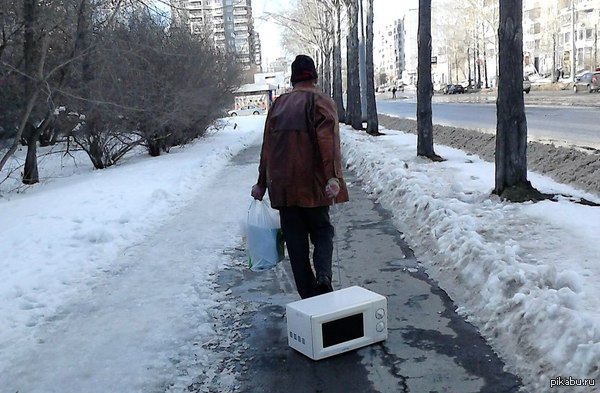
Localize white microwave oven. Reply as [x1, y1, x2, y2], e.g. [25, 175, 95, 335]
[286, 286, 387, 360]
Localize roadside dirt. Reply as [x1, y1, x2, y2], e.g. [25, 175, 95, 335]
[378, 115, 600, 198]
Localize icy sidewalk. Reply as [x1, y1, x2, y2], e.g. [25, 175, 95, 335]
[206, 144, 521, 393]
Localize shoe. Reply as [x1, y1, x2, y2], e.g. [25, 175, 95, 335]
[316, 274, 333, 294]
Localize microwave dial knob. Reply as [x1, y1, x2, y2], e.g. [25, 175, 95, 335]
[375, 308, 385, 319]
[376, 321, 386, 332]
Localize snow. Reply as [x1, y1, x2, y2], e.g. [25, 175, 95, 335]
[1, 115, 599, 392]
[342, 128, 600, 392]
[0, 117, 264, 392]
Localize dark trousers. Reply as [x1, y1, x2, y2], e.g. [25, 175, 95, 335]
[279, 206, 334, 299]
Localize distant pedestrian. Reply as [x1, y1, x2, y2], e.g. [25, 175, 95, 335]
[251, 54, 349, 299]
[392, 86, 397, 99]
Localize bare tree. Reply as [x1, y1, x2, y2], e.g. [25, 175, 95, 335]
[273, 0, 346, 122]
[364, 0, 378, 135]
[331, 0, 346, 122]
[344, 0, 362, 130]
[1, 0, 243, 181]
[416, 0, 442, 160]
[495, 0, 542, 200]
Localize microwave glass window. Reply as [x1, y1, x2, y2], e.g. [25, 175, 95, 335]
[322, 313, 365, 348]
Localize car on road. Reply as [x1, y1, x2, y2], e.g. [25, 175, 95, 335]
[573, 71, 600, 93]
[228, 105, 265, 116]
[523, 75, 531, 94]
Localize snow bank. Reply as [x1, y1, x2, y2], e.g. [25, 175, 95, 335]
[340, 126, 600, 393]
[378, 115, 600, 198]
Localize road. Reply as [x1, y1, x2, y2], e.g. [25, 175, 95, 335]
[377, 90, 600, 149]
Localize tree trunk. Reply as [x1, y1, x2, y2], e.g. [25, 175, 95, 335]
[333, 0, 346, 122]
[552, 34, 557, 83]
[317, 48, 324, 91]
[22, 0, 40, 184]
[416, 0, 439, 160]
[467, 47, 472, 87]
[345, 0, 362, 130]
[495, 0, 539, 200]
[365, 0, 378, 135]
[75, 0, 92, 107]
[323, 49, 332, 97]
[23, 125, 41, 184]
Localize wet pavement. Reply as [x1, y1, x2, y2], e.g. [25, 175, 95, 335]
[213, 144, 523, 393]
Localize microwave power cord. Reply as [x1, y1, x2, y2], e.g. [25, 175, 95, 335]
[331, 198, 342, 290]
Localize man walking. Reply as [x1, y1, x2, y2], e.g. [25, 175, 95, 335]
[251, 55, 349, 299]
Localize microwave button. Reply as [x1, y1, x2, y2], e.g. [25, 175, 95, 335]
[375, 308, 385, 319]
[376, 321, 386, 332]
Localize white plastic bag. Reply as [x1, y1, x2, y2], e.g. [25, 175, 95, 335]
[246, 200, 285, 272]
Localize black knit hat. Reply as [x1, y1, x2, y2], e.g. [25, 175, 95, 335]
[290, 55, 318, 86]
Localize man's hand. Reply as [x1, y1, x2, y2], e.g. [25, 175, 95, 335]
[251, 184, 266, 200]
[325, 178, 340, 199]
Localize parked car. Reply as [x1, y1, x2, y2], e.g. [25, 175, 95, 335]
[495, 76, 532, 93]
[447, 84, 465, 94]
[573, 71, 600, 93]
[523, 75, 531, 94]
[228, 105, 265, 116]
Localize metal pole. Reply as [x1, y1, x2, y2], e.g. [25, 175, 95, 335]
[595, 24, 598, 70]
[358, 0, 367, 121]
[571, 0, 576, 81]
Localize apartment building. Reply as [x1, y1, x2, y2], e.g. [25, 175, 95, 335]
[171, 0, 261, 70]
[374, 19, 406, 87]
[402, 7, 419, 85]
[510, 0, 598, 77]
[374, 0, 598, 89]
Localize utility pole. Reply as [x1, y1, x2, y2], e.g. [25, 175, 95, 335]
[482, 20, 488, 88]
[477, 24, 481, 88]
[473, 29, 477, 87]
[595, 23, 598, 70]
[571, 0, 576, 81]
[358, 0, 367, 122]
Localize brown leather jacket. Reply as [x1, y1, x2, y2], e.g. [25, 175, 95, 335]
[257, 86, 349, 209]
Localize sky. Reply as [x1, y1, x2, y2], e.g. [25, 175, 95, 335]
[1, 114, 599, 392]
[252, 0, 414, 66]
